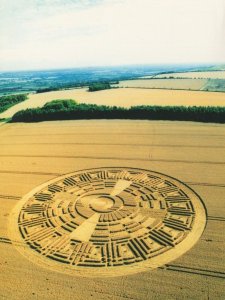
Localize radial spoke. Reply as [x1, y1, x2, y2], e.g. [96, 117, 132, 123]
[70, 213, 99, 242]
[110, 179, 132, 196]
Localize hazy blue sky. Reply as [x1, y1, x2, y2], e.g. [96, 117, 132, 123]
[0, 0, 225, 70]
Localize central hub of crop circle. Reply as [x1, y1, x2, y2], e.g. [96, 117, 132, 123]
[10, 167, 206, 277]
[90, 195, 115, 212]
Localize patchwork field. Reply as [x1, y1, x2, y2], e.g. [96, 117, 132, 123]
[154, 71, 225, 79]
[0, 120, 225, 299]
[116, 79, 207, 90]
[1, 88, 225, 119]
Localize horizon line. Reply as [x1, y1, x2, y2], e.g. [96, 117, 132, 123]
[0, 62, 224, 73]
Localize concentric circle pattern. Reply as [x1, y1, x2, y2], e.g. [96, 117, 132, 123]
[11, 168, 206, 276]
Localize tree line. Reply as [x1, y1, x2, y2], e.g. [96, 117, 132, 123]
[10, 99, 225, 123]
[0, 94, 27, 113]
[88, 82, 111, 92]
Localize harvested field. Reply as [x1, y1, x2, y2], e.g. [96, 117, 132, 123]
[1, 88, 225, 119]
[0, 119, 225, 299]
[154, 71, 225, 79]
[116, 79, 207, 90]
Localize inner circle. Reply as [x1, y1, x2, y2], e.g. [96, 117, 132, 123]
[90, 195, 115, 212]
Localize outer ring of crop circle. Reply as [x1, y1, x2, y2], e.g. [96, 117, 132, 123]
[9, 167, 207, 277]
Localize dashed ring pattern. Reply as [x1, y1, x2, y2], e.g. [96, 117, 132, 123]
[10, 168, 206, 277]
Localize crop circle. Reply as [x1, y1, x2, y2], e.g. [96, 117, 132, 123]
[10, 167, 206, 277]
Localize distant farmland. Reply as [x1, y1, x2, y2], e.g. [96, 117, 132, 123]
[1, 87, 225, 119]
[154, 71, 225, 79]
[115, 79, 207, 90]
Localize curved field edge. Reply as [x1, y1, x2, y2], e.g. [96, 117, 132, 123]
[10, 100, 225, 123]
[1, 87, 225, 119]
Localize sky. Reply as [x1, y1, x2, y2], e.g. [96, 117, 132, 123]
[0, 0, 225, 71]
